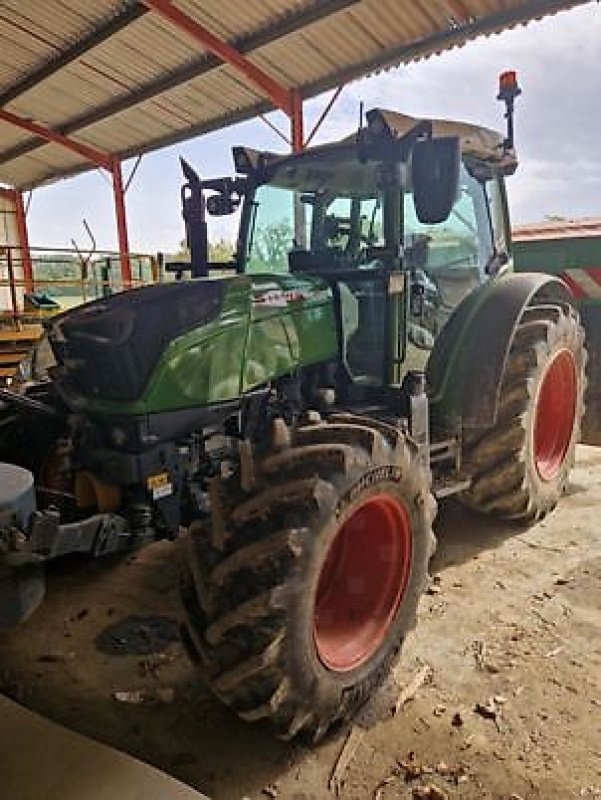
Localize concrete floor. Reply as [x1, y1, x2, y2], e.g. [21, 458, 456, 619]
[1, 446, 600, 800]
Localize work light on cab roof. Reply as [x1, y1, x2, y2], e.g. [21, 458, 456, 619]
[497, 69, 522, 152]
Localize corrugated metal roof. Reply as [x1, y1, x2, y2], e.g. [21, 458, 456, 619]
[0, 0, 591, 189]
[513, 217, 601, 242]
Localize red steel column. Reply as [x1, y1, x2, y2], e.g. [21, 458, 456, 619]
[13, 190, 33, 292]
[111, 157, 132, 288]
[291, 90, 304, 153]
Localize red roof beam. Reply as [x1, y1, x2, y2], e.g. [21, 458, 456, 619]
[0, 108, 112, 170]
[140, 0, 295, 117]
[290, 90, 304, 153]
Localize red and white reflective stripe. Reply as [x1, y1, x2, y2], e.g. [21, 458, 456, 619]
[561, 268, 601, 299]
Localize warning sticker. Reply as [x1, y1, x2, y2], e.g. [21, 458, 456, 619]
[147, 472, 173, 500]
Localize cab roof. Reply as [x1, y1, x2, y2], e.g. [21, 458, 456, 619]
[368, 109, 516, 168]
[239, 107, 517, 183]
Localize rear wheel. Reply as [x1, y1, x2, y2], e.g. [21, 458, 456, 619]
[461, 302, 586, 521]
[181, 414, 436, 739]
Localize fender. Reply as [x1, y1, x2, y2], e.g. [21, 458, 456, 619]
[427, 272, 574, 431]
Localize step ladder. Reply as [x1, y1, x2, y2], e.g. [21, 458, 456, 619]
[0, 323, 45, 383]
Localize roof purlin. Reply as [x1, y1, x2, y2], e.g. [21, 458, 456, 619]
[0, 2, 148, 108]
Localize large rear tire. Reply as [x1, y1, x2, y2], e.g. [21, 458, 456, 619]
[461, 302, 586, 521]
[181, 414, 436, 740]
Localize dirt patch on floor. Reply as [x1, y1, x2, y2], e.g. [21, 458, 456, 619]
[1, 446, 600, 800]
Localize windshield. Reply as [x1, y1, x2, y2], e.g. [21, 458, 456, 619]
[245, 162, 498, 280]
[246, 185, 300, 273]
[246, 184, 385, 273]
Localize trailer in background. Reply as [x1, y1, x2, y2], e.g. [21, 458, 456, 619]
[513, 218, 601, 444]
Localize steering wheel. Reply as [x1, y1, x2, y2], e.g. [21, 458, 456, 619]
[323, 215, 352, 241]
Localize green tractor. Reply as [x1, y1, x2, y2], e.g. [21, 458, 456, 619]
[0, 74, 586, 738]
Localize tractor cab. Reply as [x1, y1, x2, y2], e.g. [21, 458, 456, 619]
[186, 107, 517, 391]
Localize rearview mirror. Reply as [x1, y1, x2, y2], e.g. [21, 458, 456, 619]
[412, 137, 460, 224]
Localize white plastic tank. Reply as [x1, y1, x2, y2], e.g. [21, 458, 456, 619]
[0, 463, 36, 529]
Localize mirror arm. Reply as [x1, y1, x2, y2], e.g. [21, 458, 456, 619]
[399, 119, 433, 154]
[485, 250, 509, 276]
[180, 158, 209, 277]
[359, 119, 433, 163]
[181, 183, 208, 278]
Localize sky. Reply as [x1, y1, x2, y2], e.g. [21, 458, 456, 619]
[23, 1, 601, 255]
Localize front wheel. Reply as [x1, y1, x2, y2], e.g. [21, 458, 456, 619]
[461, 302, 586, 521]
[180, 414, 436, 740]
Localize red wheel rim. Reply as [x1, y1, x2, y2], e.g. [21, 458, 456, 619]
[534, 349, 577, 481]
[313, 494, 412, 672]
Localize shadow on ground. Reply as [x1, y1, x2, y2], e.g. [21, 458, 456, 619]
[430, 498, 525, 573]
